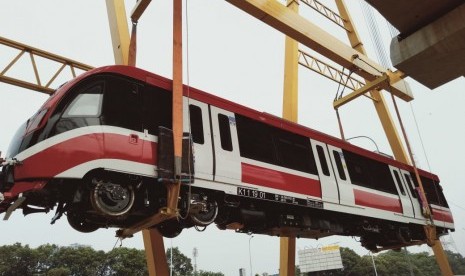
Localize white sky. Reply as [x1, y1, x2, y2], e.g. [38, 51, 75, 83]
[1, 1, 464, 275]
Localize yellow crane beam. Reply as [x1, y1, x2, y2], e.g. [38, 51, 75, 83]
[225, 0, 413, 102]
[0, 36, 93, 94]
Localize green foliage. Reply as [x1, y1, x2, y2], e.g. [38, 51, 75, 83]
[103, 247, 148, 276]
[47, 267, 71, 276]
[166, 246, 194, 276]
[0, 243, 464, 276]
[0, 243, 39, 276]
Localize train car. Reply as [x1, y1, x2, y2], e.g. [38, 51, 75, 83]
[0, 66, 454, 251]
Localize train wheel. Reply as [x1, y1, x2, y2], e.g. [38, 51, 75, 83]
[156, 220, 183, 238]
[190, 200, 218, 226]
[90, 178, 135, 217]
[67, 211, 99, 233]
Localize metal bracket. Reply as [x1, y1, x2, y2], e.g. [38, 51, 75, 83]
[3, 194, 26, 220]
[333, 74, 389, 109]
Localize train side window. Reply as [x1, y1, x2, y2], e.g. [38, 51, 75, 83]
[344, 150, 397, 194]
[189, 105, 204, 144]
[393, 170, 406, 195]
[275, 131, 317, 174]
[316, 145, 330, 176]
[419, 176, 449, 208]
[218, 114, 233, 151]
[333, 151, 346, 180]
[404, 173, 417, 198]
[63, 85, 103, 117]
[142, 85, 172, 135]
[103, 77, 142, 131]
[236, 114, 275, 164]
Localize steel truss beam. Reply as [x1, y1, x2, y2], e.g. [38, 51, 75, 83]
[0, 36, 92, 94]
[300, 0, 346, 30]
[225, 0, 413, 102]
[298, 49, 364, 91]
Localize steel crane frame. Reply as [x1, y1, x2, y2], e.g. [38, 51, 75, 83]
[0, 0, 453, 275]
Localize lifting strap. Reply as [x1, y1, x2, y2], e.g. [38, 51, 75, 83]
[388, 87, 433, 222]
[128, 21, 138, 67]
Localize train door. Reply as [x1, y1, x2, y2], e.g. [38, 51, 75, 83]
[389, 166, 414, 217]
[183, 99, 214, 181]
[400, 169, 422, 219]
[103, 76, 144, 166]
[327, 145, 355, 206]
[310, 139, 339, 204]
[210, 106, 241, 184]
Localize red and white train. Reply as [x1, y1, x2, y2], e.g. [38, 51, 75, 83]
[0, 66, 453, 250]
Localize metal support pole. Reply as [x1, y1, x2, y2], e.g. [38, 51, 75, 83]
[279, 237, 296, 276]
[249, 235, 254, 276]
[280, 3, 299, 275]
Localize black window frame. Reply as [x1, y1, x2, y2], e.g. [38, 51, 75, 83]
[218, 114, 233, 151]
[316, 145, 330, 176]
[189, 104, 204, 144]
[333, 150, 347, 180]
[235, 114, 318, 175]
[393, 170, 406, 195]
[404, 173, 417, 198]
[141, 83, 172, 135]
[343, 149, 398, 194]
[102, 75, 143, 132]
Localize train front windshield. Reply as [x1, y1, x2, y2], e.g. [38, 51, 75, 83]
[6, 121, 27, 158]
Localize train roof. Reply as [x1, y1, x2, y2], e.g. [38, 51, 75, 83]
[47, 65, 440, 181]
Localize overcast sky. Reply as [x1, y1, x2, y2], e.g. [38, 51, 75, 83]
[1, 1, 464, 275]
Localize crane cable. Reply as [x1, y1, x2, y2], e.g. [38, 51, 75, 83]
[387, 84, 434, 225]
[333, 67, 353, 140]
[361, 0, 446, 245]
[362, 1, 446, 229]
[178, 0, 194, 221]
[409, 102, 447, 229]
[128, 20, 138, 67]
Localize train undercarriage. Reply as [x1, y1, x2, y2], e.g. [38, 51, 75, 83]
[8, 169, 443, 252]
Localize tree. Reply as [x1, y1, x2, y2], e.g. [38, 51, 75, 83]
[0, 243, 39, 276]
[47, 267, 72, 276]
[47, 245, 106, 276]
[166, 246, 194, 276]
[103, 247, 148, 276]
[446, 250, 465, 275]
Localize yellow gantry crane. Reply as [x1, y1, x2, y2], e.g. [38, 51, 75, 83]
[0, 0, 454, 275]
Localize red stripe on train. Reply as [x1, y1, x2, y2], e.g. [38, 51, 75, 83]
[431, 207, 454, 223]
[15, 133, 157, 180]
[354, 189, 403, 213]
[241, 163, 322, 198]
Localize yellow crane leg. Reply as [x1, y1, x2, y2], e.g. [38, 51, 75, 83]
[143, 229, 170, 276]
[280, 1, 298, 275]
[105, 2, 169, 276]
[105, 0, 130, 66]
[335, 1, 453, 275]
[280, 237, 296, 276]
